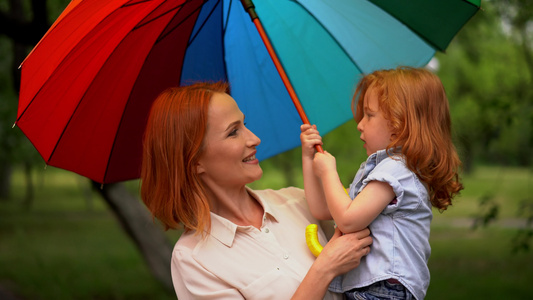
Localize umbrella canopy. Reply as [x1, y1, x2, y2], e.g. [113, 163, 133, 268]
[16, 0, 480, 184]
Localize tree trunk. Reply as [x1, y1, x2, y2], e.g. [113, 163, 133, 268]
[91, 181, 173, 291]
[0, 161, 11, 200]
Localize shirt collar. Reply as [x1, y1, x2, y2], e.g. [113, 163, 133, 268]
[368, 148, 401, 165]
[207, 187, 279, 247]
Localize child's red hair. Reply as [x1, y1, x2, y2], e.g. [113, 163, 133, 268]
[353, 67, 463, 210]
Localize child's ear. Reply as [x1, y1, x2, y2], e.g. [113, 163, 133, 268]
[390, 133, 398, 141]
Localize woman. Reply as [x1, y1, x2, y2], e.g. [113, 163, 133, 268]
[141, 82, 372, 299]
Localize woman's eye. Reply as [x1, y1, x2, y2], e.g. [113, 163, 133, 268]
[228, 121, 246, 137]
[228, 128, 238, 137]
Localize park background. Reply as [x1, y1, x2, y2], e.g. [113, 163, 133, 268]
[0, 0, 532, 299]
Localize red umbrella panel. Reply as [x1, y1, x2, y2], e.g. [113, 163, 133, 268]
[18, 0, 210, 183]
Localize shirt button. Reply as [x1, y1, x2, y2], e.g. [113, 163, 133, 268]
[283, 254, 289, 259]
[264, 228, 270, 233]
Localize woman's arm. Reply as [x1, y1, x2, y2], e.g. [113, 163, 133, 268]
[313, 152, 395, 233]
[291, 227, 372, 300]
[300, 124, 332, 220]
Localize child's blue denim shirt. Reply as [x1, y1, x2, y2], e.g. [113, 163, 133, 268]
[329, 149, 432, 300]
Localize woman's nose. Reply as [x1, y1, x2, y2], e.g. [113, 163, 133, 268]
[246, 127, 261, 147]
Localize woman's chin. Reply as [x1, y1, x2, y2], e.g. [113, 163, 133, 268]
[249, 166, 263, 183]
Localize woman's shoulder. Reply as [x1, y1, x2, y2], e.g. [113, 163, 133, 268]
[174, 229, 202, 251]
[250, 186, 305, 205]
[250, 187, 312, 218]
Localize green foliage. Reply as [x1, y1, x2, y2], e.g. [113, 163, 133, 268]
[47, 0, 74, 22]
[472, 194, 500, 228]
[509, 197, 533, 253]
[464, 166, 533, 253]
[437, 0, 533, 168]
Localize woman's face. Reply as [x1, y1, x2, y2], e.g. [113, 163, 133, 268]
[196, 92, 263, 188]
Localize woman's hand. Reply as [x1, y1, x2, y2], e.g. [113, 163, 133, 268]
[315, 227, 372, 277]
[291, 227, 372, 300]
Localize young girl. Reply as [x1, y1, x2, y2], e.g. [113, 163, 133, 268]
[300, 67, 463, 300]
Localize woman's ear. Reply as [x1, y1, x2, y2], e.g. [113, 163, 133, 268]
[196, 163, 205, 174]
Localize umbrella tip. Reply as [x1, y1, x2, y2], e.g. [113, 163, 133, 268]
[12, 122, 16, 128]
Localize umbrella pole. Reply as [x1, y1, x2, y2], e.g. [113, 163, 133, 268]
[240, 0, 324, 153]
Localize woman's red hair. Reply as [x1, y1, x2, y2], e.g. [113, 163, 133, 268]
[141, 82, 229, 234]
[353, 67, 463, 210]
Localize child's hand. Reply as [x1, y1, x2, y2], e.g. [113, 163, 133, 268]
[313, 151, 337, 177]
[300, 124, 322, 159]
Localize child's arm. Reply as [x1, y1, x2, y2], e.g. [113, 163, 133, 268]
[313, 151, 395, 233]
[300, 124, 332, 220]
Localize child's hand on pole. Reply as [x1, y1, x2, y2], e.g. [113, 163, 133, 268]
[300, 124, 323, 159]
[313, 151, 337, 178]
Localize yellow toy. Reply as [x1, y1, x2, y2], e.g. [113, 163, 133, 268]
[305, 187, 348, 257]
[305, 224, 324, 257]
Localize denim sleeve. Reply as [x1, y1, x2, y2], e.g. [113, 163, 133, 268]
[360, 158, 411, 215]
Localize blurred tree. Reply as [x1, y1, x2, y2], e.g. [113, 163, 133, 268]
[0, 0, 49, 201]
[437, 0, 532, 252]
[492, 0, 533, 165]
[92, 181, 173, 290]
[437, 0, 532, 170]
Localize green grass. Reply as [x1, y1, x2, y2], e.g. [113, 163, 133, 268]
[0, 167, 175, 300]
[435, 165, 533, 219]
[425, 165, 533, 299]
[0, 165, 532, 299]
[427, 227, 532, 299]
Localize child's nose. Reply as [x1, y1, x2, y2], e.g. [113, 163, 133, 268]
[357, 121, 363, 132]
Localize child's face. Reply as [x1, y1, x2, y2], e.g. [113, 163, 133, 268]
[356, 89, 394, 156]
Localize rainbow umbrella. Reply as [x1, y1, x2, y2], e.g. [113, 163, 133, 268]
[16, 0, 480, 183]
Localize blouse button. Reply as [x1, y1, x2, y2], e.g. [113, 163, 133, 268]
[264, 228, 270, 233]
[283, 254, 289, 259]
